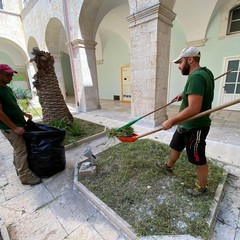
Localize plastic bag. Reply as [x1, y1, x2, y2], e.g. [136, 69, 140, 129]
[23, 121, 66, 178]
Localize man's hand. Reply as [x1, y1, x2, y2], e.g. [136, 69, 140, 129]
[173, 93, 182, 102]
[24, 112, 32, 121]
[13, 127, 25, 135]
[162, 119, 174, 130]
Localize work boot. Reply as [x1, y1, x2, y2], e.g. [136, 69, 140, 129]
[155, 162, 174, 174]
[21, 173, 42, 186]
[186, 182, 208, 196]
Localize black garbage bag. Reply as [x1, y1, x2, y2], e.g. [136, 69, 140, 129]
[23, 120, 66, 178]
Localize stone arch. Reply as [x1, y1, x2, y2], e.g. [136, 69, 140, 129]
[78, 0, 130, 102]
[45, 17, 74, 99]
[0, 38, 28, 66]
[79, 0, 128, 41]
[0, 38, 30, 91]
[45, 17, 68, 54]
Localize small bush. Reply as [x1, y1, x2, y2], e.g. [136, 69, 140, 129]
[46, 118, 105, 145]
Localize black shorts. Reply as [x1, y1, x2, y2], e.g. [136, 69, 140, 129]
[170, 127, 210, 165]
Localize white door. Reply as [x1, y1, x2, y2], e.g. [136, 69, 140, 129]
[221, 58, 240, 110]
[121, 65, 131, 102]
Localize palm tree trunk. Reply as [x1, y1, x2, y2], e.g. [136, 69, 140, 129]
[30, 48, 73, 124]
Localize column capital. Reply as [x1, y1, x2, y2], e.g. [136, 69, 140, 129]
[72, 39, 97, 50]
[126, 3, 176, 28]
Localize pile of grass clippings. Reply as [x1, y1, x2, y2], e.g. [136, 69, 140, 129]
[106, 126, 135, 138]
[79, 139, 226, 239]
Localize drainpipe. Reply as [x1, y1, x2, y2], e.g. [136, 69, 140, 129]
[63, 0, 79, 106]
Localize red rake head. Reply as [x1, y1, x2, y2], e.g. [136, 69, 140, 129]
[117, 134, 138, 143]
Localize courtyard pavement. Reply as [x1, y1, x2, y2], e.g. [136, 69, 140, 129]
[0, 100, 240, 240]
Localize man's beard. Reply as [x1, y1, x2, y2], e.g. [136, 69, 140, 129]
[181, 62, 190, 75]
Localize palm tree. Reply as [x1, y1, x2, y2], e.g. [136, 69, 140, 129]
[30, 47, 73, 124]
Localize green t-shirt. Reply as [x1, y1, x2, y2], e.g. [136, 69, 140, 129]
[179, 67, 214, 129]
[0, 86, 26, 130]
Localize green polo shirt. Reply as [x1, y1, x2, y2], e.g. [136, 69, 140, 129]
[179, 67, 214, 129]
[0, 86, 26, 130]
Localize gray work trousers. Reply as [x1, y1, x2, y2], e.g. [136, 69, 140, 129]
[1, 129, 33, 182]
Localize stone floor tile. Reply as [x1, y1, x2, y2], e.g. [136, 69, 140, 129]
[4, 169, 19, 183]
[0, 189, 6, 204]
[48, 189, 97, 234]
[211, 221, 236, 240]
[235, 227, 240, 240]
[0, 173, 8, 188]
[0, 205, 30, 226]
[116, 234, 129, 240]
[3, 179, 32, 200]
[217, 202, 238, 228]
[65, 221, 104, 240]
[1, 184, 53, 213]
[7, 206, 67, 240]
[43, 167, 74, 198]
[23, 220, 67, 240]
[88, 211, 122, 240]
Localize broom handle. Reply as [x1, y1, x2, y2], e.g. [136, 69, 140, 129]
[140, 98, 177, 118]
[136, 98, 240, 139]
[214, 69, 232, 81]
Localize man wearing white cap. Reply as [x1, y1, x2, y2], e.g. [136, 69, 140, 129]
[0, 64, 42, 185]
[156, 47, 214, 196]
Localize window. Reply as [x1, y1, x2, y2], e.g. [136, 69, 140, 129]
[224, 60, 240, 94]
[228, 5, 240, 34]
[0, 0, 3, 9]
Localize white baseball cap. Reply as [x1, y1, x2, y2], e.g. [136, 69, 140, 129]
[173, 47, 200, 63]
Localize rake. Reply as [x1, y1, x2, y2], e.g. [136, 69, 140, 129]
[117, 98, 177, 130]
[117, 98, 240, 142]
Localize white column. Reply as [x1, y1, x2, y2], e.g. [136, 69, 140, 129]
[71, 39, 100, 112]
[127, 3, 176, 127]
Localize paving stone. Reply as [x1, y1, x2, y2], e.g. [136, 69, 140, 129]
[217, 200, 238, 228]
[7, 206, 67, 240]
[116, 233, 128, 240]
[1, 184, 53, 213]
[43, 167, 74, 198]
[3, 179, 32, 200]
[88, 211, 122, 240]
[0, 205, 30, 226]
[65, 221, 104, 240]
[235, 227, 240, 240]
[48, 189, 97, 234]
[0, 174, 8, 188]
[0, 189, 6, 204]
[211, 221, 236, 240]
[4, 170, 19, 183]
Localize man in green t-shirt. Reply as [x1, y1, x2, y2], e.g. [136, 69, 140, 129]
[0, 64, 41, 185]
[156, 47, 214, 196]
